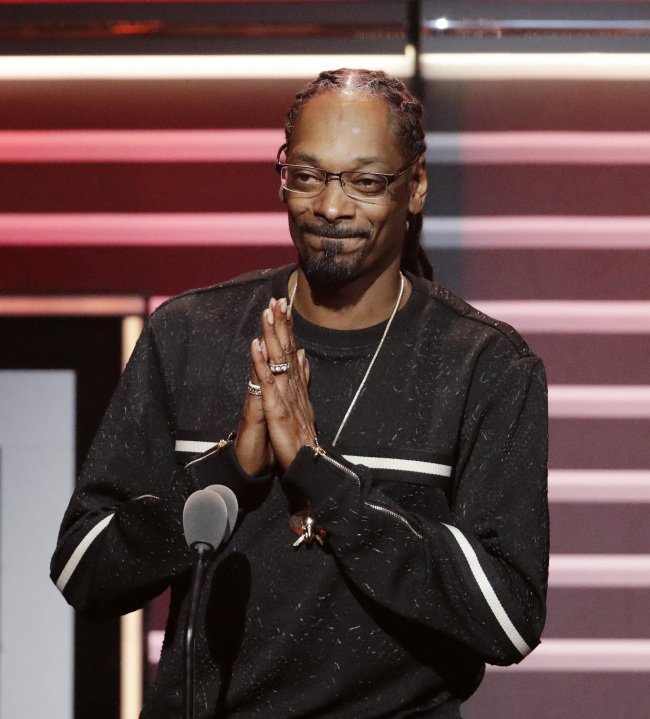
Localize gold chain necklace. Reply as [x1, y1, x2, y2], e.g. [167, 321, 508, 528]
[288, 271, 405, 446]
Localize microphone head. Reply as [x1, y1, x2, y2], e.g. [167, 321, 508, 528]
[205, 484, 239, 539]
[183, 489, 228, 550]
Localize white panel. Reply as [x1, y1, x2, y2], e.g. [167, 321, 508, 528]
[0, 371, 75, 719]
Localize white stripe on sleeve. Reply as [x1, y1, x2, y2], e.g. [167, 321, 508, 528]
[175, 439, 218, 454]
[441, 522, 532, 658]
[55, 514, 115, 593]
[342, 455, 452, 477]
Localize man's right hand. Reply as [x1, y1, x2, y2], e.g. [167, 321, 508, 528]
[234, 336, 275, 476]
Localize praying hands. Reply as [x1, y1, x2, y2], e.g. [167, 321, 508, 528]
[234, 294, 316, 476]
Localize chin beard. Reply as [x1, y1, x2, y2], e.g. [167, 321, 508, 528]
[294, 221, 373, 285]
[299, 239, 367, 285]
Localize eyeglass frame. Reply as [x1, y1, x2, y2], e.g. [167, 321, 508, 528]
[275, 143, 422, 202]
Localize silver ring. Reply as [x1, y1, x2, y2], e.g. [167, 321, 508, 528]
[247, 380, 262, 396]
[269, 361, 291, 374]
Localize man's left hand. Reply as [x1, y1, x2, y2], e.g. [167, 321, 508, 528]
[251, 297, 316, 471]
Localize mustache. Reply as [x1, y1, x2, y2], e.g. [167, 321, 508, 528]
[297, 221, 372, 241]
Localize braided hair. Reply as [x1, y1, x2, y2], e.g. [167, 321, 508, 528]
[285, 68, 433, 280]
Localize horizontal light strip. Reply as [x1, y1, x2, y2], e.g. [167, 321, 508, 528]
[4, 214, 650, 250]
[0, 53, 413, 80]
[424, 216, 650, 249]
[548, 385, 650, 419]
[425, 19, 650, 32]
[422, 53, 650, 80]
[549, 555, 650, 588]
[2, 53, 649, 81]
[548, 470, 650, 503]
[0, 295, 146, 316]
[488, 639, 650, 672]
[0, 129, 285, 163]
[468, 301, 650, 334]
[0, 213, 292, 246]
[4, 130, 648, 164]
[426, 132, 650, 165]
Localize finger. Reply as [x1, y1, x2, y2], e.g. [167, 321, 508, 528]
[234, 340, 272, 475]
[251, 336, 277, 396]
[273, 297, 300, 382]
[304, 354, 311, 385]
[241, 341, 265, 421]
[258, 337, 269, 363]
[297, 349, 309, 383]
[261, 303, 286, 367]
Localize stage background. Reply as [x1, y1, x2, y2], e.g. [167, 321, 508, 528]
[1, 1, 649, 718]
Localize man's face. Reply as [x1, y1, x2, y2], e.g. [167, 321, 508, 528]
[283, 92, 426, 285]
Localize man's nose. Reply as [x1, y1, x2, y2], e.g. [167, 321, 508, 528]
[312, 177, 355, 221]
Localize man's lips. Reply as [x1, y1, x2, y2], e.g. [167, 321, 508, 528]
[296, 222, 371, 241]
[304, 234, 365, 254]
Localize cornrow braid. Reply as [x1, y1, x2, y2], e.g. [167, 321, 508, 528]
[285, 68, 433, 281]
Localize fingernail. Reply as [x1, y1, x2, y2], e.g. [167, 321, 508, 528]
[266, 308, 274, 325]
[279, 297, 287, 314]
[270, 298, 277, 310]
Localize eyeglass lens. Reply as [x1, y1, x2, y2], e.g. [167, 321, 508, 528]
[281, 166, 389, 200]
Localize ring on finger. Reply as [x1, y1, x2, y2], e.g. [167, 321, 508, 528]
[269, 361, 291, 374]
[247, 380, 262, 396]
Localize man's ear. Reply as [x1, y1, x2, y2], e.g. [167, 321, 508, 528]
[408, 158, 427, 215]
[279, 185, 287, 204]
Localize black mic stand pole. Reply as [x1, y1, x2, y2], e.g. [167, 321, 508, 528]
[184, 542, 212, 719]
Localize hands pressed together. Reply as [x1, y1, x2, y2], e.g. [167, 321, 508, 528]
[234, 296, 317, 476]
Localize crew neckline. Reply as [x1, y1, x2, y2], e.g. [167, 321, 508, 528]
[270, 264, 428, 350]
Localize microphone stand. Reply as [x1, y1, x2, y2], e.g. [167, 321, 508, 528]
[184, 542, 212, 719]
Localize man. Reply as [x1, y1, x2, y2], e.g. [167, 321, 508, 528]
[52, 69, 549, 718]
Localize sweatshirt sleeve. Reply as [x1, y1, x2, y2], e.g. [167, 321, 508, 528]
[50, 318, 263, 619]
[281, 352, 549, 667]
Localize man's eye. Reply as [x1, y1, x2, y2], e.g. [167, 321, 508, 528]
[289, 169, 322, 185]
[348, 174, 385, 193]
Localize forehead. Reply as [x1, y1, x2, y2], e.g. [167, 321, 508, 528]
[288, 92, 403, 168]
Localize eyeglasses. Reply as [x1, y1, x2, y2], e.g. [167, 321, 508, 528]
[275, 144, 421, 202]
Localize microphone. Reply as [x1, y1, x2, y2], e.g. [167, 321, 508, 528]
[182, 489, 228, 719]
[183, 488, 228, 552]
[205, 484, 239, 540]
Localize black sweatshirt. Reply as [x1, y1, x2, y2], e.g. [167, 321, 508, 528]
[51, 265, 549, 719]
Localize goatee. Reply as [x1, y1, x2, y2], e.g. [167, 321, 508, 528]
[296, 222, 371, 285]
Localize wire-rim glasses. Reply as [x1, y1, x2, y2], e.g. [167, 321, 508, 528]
[275, 144, 421, 202]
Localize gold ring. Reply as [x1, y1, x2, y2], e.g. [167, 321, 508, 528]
[247, 381, 262, 396]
